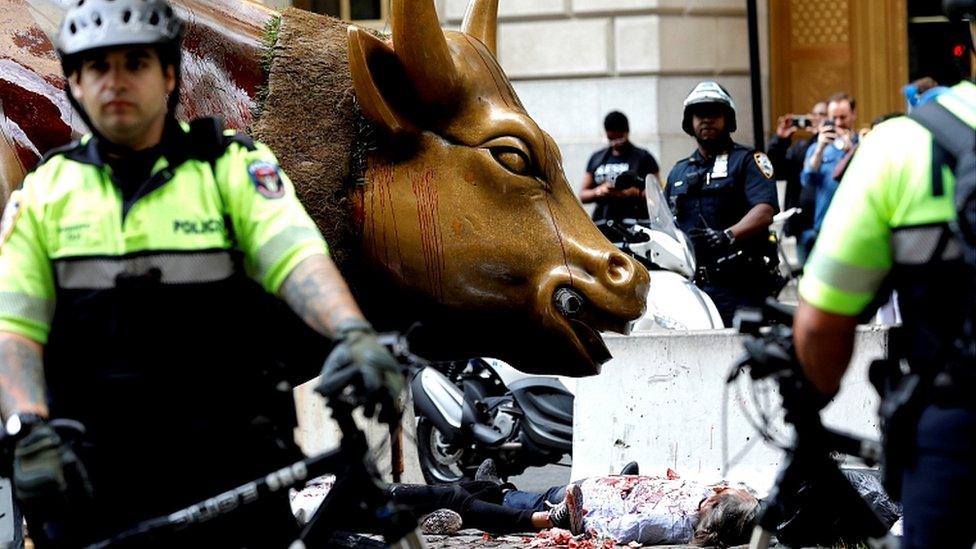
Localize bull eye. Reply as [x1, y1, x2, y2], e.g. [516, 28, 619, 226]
[492, 148, 530, 176]
[483, 136, 536, 178]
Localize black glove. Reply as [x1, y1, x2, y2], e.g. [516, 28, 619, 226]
[315, 319, 405, 424]
[688, 227, 733, 256]
[13, 423, 93, 512]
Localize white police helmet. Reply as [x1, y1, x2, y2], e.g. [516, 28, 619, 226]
[681, 81, 737, 136]
[58, 0, 183, 58]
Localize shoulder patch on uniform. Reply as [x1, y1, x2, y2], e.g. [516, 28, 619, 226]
[753, 152, 775, 179]
[0, 191, 24, 250]
[248, 160, 285, 199]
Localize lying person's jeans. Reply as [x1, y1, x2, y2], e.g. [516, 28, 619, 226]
[502, 485, 567, 512]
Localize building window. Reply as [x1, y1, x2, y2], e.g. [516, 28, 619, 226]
[305, 0, 387, 23]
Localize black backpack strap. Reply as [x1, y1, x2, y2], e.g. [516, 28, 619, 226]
[188, 116, 227, 169]
[909, 101, 976, 197]
[188, 116, 240, 249]
[912, 100, 976, 367]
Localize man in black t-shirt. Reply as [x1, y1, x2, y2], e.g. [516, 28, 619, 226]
[580, 111, 660, 224]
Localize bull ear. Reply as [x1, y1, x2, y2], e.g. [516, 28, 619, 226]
[461, 0, 499, 56]
[347, 26, 417, 137]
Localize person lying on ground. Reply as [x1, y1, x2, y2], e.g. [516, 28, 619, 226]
[496, 465, 758, 546]
[289, 463, 757, 546]
[505, 465, 902, 545]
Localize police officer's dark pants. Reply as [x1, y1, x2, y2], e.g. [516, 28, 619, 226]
[25, 425, 302, 548]
[701, 282, 769, 327]
[900, 404, 976, 549]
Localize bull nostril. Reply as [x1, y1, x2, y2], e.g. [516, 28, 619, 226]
[553, 287, 585, 318]
[606, 252, 634, 285]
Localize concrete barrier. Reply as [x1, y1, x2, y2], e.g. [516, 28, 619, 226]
[572, 327, 889, 494]
[293, 380, 425, 484]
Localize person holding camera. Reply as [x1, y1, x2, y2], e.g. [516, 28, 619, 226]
[794, 1, 976, 546]
[0, 0, 402, 544]
[665, 82, 779, 326]
[798, 92, 859, 264]
[580, 111, 660, 225]
[766, 102, 827, 239]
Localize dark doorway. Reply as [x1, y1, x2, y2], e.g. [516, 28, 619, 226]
[908, 0, 973, 86]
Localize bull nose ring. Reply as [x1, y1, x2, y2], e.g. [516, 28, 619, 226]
[554, 287, 585, 318]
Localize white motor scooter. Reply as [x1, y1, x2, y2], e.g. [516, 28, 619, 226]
[596, 172, 724, 332]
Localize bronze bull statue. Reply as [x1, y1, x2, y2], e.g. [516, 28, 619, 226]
[1, 0, 649, 376]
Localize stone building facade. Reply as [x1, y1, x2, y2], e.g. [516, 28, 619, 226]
[438, 0, 766, 191]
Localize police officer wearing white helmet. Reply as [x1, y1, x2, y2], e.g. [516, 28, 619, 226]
[665, 81, 780, 325]
[0, 0, 403, 544]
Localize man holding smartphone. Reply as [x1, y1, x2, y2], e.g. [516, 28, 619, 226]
[767, 102, 828, 238]
[798, 92, 858, 263]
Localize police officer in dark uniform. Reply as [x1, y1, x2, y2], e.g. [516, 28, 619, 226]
[665, 81, 779, 326]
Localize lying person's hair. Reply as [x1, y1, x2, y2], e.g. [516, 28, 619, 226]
[692, 489, 760, 547]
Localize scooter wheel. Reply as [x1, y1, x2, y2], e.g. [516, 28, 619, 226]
[416, 417, 473, 484]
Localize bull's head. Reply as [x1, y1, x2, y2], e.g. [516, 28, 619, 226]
[347, 0, 649, 376]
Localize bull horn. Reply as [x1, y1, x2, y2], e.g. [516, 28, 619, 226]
[461, 0, 499, 56]
[391, 0, 460, 108]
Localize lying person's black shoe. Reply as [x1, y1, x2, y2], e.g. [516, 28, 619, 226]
[475, 458, 501, 484]
[619, 461, 639, 475]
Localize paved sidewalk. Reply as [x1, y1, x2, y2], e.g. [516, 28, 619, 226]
[420, 530, 723, 548]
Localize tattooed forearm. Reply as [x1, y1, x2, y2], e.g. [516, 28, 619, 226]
[280, 254, 365, 338]
[0, 333, 49, 418]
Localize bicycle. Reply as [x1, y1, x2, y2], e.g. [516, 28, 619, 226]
[3, 334, 431, 549]
[728, 300, 898, 549]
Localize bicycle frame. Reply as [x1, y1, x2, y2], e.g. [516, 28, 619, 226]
[733, 303, 899, 549]
[749, 419, 895, 549]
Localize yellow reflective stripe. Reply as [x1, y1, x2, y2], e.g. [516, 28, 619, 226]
[0, 291, 54, 327]
[798, 272, 875, 316]
[804, 253, 890, 295]
[255, 226, 325, 283]
[55, 251, 236, 289]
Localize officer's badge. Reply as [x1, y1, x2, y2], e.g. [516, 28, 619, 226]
[248, 160, 285, 199]
[753, 152, 775, 180]
[0, 191, 23, 251]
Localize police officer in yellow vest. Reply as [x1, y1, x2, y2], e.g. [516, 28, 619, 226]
[0, 0, 403, 544]
[794, 1, 976, 546]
